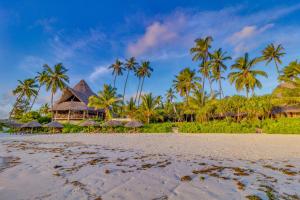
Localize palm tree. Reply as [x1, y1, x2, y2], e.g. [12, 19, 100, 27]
[173, 68, 198, 106]
[210, 48, 232, 99]
[279, 60, 300, 87]
[88, 84, 121, 121]
[39, 103, 50, 116]
[228, 53, 268, 98]
[109, 59, 124, 88]
[10, 79, 38, 118]
[190, 36, 213, 104]
[139, 93, 161, 123]
[137, 61, 153, 105]
[29, 70, 49, 110]
[262, 43, 285, 76]
[134, 64, 142, 104]
[123, 57, 137, 103]
[165, 88, 177, 115]
[44, 63, 69, 111]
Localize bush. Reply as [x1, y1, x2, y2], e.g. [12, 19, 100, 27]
[62, 123, 83, 133]
[20, 111, 41, 123]
[262, 118, 300, 134]
[139, 123, 173, 133]
[177, 120, 257, 133]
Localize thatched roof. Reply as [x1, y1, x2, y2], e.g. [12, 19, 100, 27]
[80, 120, 100, 127]
[0, 119, 23, 128]
[125, 121, 143, 128]
[52, 80, 101, 111]
[52, 101, 96, 111]
[272, 105, 300, 114]
[44, 121, 64, 128]
[104, 120, 123, 127]
[21, 121, 42, 128]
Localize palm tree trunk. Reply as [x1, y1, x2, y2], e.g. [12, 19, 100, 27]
[113, 75, 117, 88]
[219, 78, 223, 99]
[201, 77, 206, 105]
[134, 78, 141, 104]
[137, 77, 145, 106]
[51, 92, 54, 121]
[208, 76, 213, 98]
[9, 93, 24, 119]
[274, 61, 281, 77]
[122, 70, 130, 104]
[29, 86, 41, 111]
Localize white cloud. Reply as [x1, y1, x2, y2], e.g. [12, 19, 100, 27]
[89, 65, 110, 82]
[51, 28, 106, 61]
[228, 24, 274, 53]
[18, 55, 47, 74]
[127, 22, 177, 57]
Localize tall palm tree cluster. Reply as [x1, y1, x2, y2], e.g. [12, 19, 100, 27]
[10, 63, 69, 119]
[108, 57, 153, 106]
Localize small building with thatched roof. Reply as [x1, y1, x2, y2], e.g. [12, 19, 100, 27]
[52, 80, 104, 121]
[271, 105, 300, 118]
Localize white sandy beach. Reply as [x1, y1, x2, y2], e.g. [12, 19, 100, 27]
[0, 133, 300, 200]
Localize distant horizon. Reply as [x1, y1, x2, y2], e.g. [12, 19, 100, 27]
[1, 0, 300, 118]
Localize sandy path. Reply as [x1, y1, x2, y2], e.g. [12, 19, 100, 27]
[0, 134, 300, 200]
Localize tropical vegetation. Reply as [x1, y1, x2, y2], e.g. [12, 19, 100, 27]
[5, 36, 300, 134]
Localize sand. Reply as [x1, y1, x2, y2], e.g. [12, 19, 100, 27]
[0, 133, 300, 200]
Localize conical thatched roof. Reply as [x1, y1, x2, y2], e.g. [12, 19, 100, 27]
[80, 120, 100, 127]
[21, 121, 42, 128]
[44, 121, 64, 128]
[104, 120, 123, 127]
[52, 80, 100, 111]
[125, 121, 143, 128]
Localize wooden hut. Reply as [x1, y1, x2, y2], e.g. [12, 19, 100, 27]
[271, 105, 300, 118]
[52, 80, 104, 121]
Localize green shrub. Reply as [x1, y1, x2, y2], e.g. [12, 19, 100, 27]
[62, 123, 83, 133]
[20, 111, 41, 123]
[177, 120, 256, 133]
[262, 118, 300, 134]
[139, 123, 173, 133]
[37, 116, 52, 124]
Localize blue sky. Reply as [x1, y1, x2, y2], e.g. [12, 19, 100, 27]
[1, 0, 300, 118]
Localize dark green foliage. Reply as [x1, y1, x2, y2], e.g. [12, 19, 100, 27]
[62, 124, 83, 133]
[177, 121, 256, 133]
[262, 118, 300, 134]
[20, 111, 51, 124]
[177, 118, 300, 134]
[139, 123, 173, 133]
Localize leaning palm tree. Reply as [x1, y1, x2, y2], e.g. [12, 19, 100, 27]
[173, 68, 198, 106]
[228, 53, 268, 98]
[44, 63, 69, 111]
[262, 43, 285, 76]
[29, 70, 49, 110]
[190, 36, 213, 104]
[10, 79, 38, 118]
[139, 93, 161, 123]
[123, 57, 137, 103]
[210, 48, 231, 99]
[137, 61, 153, 105]
[88, 84, 121, 121]
[109, 59, 124, 89]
